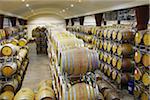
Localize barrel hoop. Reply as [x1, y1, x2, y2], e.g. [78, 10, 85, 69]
[71, 52, 74, 75]
[67, 51, 71, 75]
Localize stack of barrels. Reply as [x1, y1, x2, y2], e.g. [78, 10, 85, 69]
[48, 31, 99, 99]
[97, 26, 135, 89]
[0, 29, 6, 43]
[67, 26, 95, 49]
[134, 29, 150, 100]
[32, 27, 48, 54]
[0, 42, 29, 98]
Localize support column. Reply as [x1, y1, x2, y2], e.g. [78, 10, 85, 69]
[65, 19, 69, 26]
[71, 18, 74, 26]
[0, 15, 4, 29]
[135, 5, 149, 30]
[10, 17, 17, 26]
[95, 13, 103, 26]
[79, 16, 84, 25]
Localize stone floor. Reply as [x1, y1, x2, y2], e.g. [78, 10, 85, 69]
[22, 43, 51, 90]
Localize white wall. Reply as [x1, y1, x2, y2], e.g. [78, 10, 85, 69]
[27, 14, 65, 39]
[84, 15, 96, 26]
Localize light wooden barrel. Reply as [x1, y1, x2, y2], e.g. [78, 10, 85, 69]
[122, 58, 134, 72]
[112, 30, 118, 40]
[134, 50, 142, 63]
[1, 44, 19, 56]
[18, 38, 27, 46]
[142, 53, 150, 67]
[60, 48, 99, 75]
[117, 44, 134, 56]
[142, 72, 150, 86]
[17, 48, 28, 62]
[67, 83, 96, 100]
[134, 67, 142, 81]
[117, 30, 134, 41]
[116, 73, 130, 85]
[112, 43, 117, 53]
[10, 38, 19, 45]
[1, 62, 17, 77]
[111, 69, 118, 80]
[143, 31, 150, 46]
[0, 91, 14, 100]
[3, 79, 18, 92]
[36, 86, 55, 100]
[37, 80, 53, 91]
[133, 85, 143, 97]
[141, 91, 150, 100]
[14, 88, 34, 100]
[97, 80, 112, 94]
[134, 31, 143, 44]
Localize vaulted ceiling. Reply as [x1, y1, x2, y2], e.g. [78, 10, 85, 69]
[0, 0, 149, 19]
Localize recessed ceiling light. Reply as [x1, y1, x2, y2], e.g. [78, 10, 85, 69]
[62, 9, 65, 12]
[70, 4, 74, 7]
[26, 4, 29, 7]
[66, 8, 68, 10]
[22, 0, 25, 2]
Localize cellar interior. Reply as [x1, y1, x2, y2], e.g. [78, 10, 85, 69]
[0, 0, 149, 100]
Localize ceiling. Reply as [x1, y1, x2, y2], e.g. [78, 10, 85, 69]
[0, 0, 149, 19]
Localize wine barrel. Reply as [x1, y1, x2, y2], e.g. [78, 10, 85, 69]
[112, 57, 117, 67]
[112, 43, 117, 53]
[1, 44, 19, 56]
[111, 69, 118, 80]
[10, 38, 19, 45]
[133, 85, 143, 97]
[116, 73, 130, 85]
[3, 79, 18, 92]
[99, 40, 103, 50]
[17, 48, 28, 62]
[103, 41, 107, 51]
[1, 62, 17, 77]
[107, 41, 112, 52]
[107, 55, 112, 64]
[14, 88, 34, 100]
[143, 32, 150, 46]
[103, 29, 108, 38]
[116, 59, 122, 70]
[107, 29, 113, 39]
[112, 30, 118, 40]
[107, 66, 112, 77]
[142, 53, 150, 67]
[117, 44, 134, 56]
[134, 67, 142, 81]
[37, 80, 53, 91]
[36, 85, 55, 100]
[103, 54, 107, 62]
[67, 83, 96, 100]
[99, 52, 104, 61]
[97, 80, 112, 94]
[103, 64, 108, 74]
[117, 30, 134, 41]
[141, 91, 149, 100]
[0, 91, 14, 100]
[60, 48, 99, 75]
[18, 38, 27, 46]
[122, 58, 134, 72]
[142, 72, 150, 86]
[134, 31, 143, 44]
[134, 50, 142, 63]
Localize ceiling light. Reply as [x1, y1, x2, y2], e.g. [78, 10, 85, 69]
[66, 8, 69, 10]
[26, 4, 29, 7]
[79, 0, 81, 2]
[22, 0, 25, 2]
[62, 9, 65, 12]
[70, 4, 74, 7]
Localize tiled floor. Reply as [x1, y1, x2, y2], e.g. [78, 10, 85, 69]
[22, 43, 51, 90]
